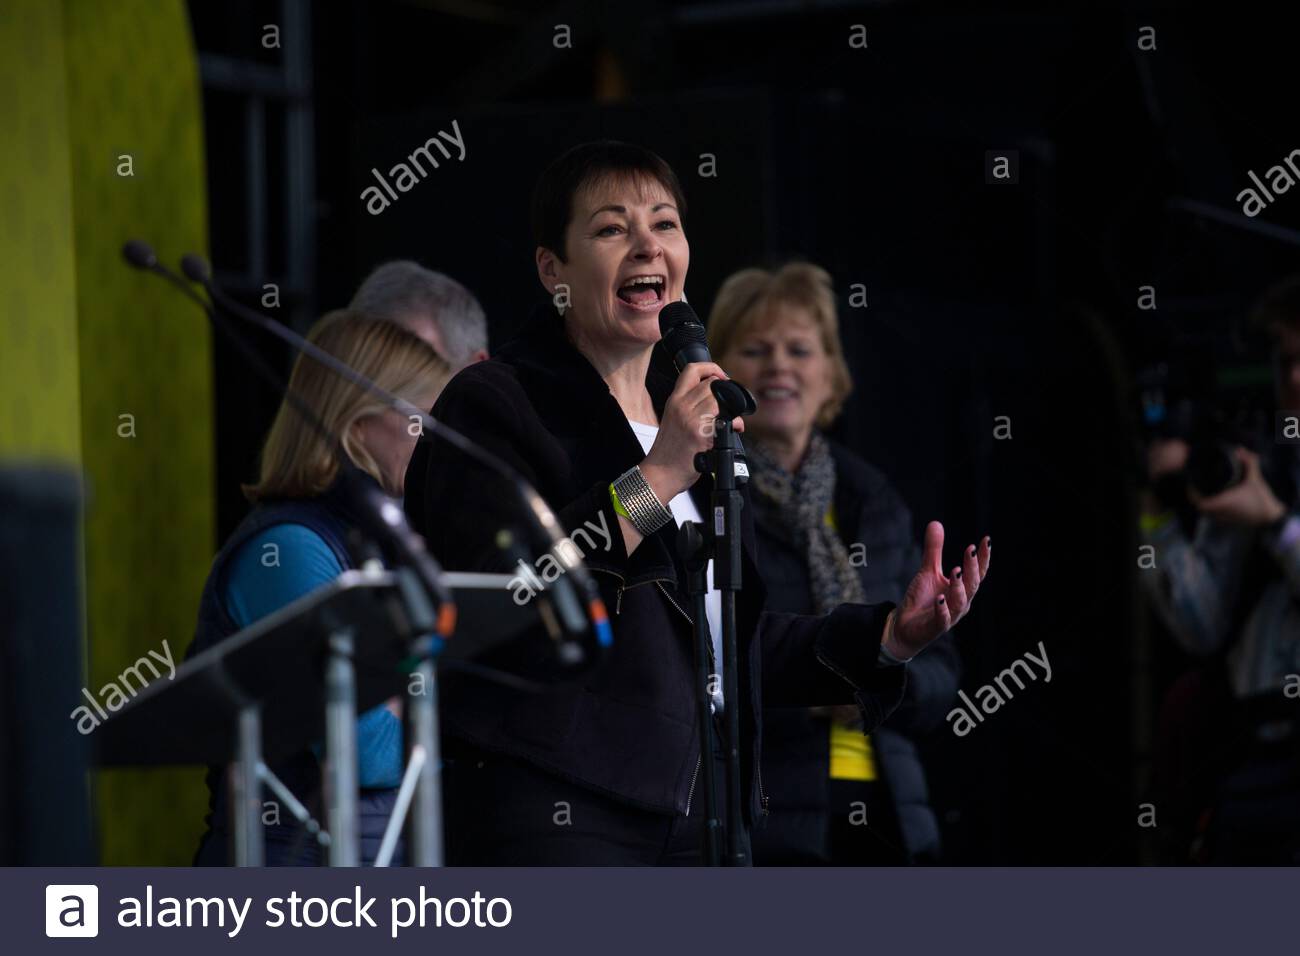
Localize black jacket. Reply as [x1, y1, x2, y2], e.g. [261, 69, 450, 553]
[752, 441, 961, 861]
[404, 306, 906, 824]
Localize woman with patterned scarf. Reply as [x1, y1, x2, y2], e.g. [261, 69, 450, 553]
[710, 262, 967, 864]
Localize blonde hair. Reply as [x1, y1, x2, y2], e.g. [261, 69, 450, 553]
[706, 262, 853, 428]
[243, 309, 452, 502]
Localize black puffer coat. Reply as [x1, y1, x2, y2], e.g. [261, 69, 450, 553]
[750, 439, 961, 862]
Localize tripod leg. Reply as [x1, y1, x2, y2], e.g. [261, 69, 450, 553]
[325, 628, 359, 866]
[407, 657, 443, 866]
[230, 704, 264, 866]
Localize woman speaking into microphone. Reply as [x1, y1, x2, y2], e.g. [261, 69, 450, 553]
[403, 141, 991, 865]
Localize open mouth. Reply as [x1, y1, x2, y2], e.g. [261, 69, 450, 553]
[758, 385, 798, 402]
[615, 274, 666, 310]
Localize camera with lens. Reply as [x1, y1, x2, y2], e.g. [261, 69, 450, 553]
[1137, 357, 1295, 508]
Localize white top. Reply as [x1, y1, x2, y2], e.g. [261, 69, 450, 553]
[627, 420, 725, 713]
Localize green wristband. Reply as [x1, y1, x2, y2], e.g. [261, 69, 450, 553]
[609, 483, 631, 520]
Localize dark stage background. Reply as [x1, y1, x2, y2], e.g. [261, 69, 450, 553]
[186, 0, 1300, 864]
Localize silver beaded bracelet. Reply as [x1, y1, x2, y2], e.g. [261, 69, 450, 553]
[611, 465, 674, 537]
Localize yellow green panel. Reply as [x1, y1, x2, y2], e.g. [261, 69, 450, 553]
[63, 0, 214, 865]
[0, 0, 81, 462]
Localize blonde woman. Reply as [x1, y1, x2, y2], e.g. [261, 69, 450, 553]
[710, 262, 966, 864]
[186, 309, 451, 866]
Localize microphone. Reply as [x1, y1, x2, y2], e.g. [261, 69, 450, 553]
[658, 301, 756, 482]
[176, 248, 609, 654]
[179, 252, 211, 283]
[122, 239, 158, 270]
[122, 239, 219, 316]
[658, 300, 712, 369]
[658, 301, 756, 417]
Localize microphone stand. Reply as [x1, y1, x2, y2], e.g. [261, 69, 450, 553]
[676, 378, 756, 866]
[123, 240, 441, 864]
[676, 521, 721, 866]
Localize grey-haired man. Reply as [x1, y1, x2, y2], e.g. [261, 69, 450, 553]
[351, 260, 488, 372]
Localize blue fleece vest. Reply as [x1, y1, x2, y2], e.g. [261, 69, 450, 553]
[187, 480, 401, 865]
[189, 488, 354, 661]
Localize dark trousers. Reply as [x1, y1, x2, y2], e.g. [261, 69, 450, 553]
[442, 716, 751, 866]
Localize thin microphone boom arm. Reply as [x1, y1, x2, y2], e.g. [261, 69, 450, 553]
[175, 250, 609, 648]
[123, 242, 345, 466]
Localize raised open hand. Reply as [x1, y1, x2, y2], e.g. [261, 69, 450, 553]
[889, 521, 991, 659]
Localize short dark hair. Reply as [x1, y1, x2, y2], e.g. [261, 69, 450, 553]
[1252, 275, 1300, 337]
[530, 141, 687, 262]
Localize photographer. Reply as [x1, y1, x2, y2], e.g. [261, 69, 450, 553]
[1140, 277, 1300, 863]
